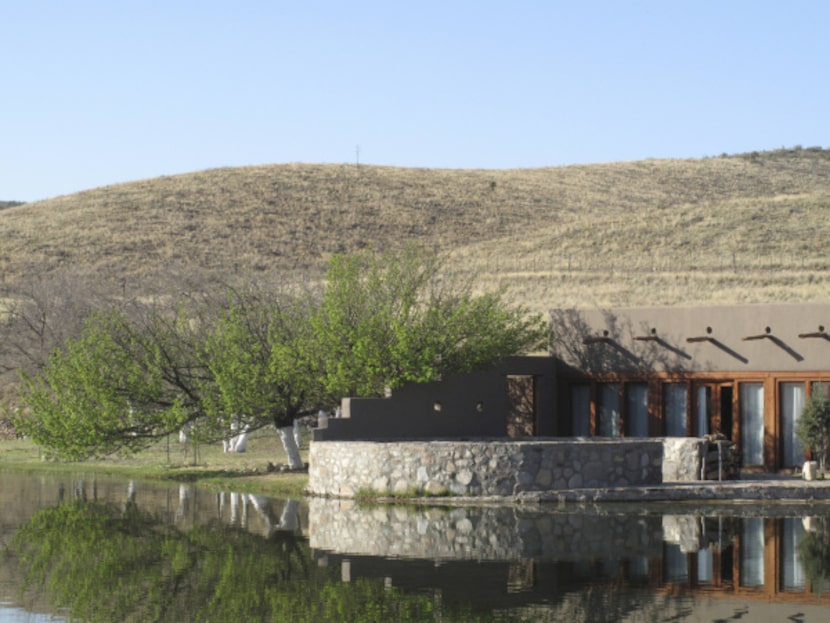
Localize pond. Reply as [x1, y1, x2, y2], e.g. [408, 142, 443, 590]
[2, 470, 830, 622]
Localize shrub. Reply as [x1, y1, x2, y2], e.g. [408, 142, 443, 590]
[796, 385, 830, 472]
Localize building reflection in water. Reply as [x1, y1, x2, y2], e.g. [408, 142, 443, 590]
[18, 476, 830, 618]
[309, 499, 830, 608]
[36, 478, 830, 604]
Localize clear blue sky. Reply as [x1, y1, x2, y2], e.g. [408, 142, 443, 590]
[3, 1, 828, 202]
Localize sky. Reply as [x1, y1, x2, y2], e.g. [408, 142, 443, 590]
[2, 1, 829, 202]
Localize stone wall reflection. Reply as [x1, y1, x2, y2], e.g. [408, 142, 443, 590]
[309, 499, 665, 561]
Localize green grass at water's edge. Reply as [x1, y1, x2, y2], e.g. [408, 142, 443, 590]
[0, 433, 310, 498]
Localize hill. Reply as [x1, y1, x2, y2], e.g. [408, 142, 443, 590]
[2, 147, 830, 313]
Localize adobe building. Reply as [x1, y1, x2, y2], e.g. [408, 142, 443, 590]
[313, 303, 830, 475]
[551, 303, 830, 471]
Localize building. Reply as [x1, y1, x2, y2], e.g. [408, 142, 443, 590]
[314, 303, 830, 473]
[551, 303, 830, 471]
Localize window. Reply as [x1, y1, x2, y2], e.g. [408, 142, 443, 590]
[570, 384, 591, 437]
[664, 383, 688, 437]
[812, 381, 830, 399]
[740, 383, 765, 466]
[781, 382, 806, 468]
[696, 386, 711, 437]
[626, 383, 649, 437]
[598, 383, 621, 437]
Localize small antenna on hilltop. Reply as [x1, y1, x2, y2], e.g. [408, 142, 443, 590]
[355, 145, 360, 167]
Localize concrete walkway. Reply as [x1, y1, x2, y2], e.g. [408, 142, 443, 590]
[516, 473, 830, 505]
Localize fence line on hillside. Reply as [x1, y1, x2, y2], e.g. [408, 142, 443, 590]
[450, 253, 830, 276]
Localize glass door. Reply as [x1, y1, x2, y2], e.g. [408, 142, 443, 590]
[598, 383, 621, 437]
[625, 383, 649, 437]
[740, 383, 765, 466]
[692, 382, 734, 439]
[781, 382, 806, 468]
[696, 385, 712, 437]
[664, 383, 688, 436]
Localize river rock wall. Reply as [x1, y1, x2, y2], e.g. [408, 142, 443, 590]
[307, 438, 702, 499]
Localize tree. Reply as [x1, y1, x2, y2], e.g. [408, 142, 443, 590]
[16, 247, 549, 463]
[0, 272, 116, 408]
[313, 245, 548, 402]
[15, 305, 210, 459]
[202, 287, 324, 468]
[797, 385, 830, 472]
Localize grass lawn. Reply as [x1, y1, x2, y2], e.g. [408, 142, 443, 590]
[0, 427, 310, 498]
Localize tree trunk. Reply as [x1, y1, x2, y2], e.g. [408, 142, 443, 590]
[224, 429, 249, 452]
[277, 425, 304, 469]
[293, 419, 302, 449]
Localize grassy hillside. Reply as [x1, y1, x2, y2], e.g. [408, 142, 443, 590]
[2, 147, 830, 313]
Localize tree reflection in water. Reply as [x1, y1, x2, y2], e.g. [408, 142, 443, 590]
[7, 474, 830, 622]
[6, 500, 496, 623]
[798, 516, 830, 592]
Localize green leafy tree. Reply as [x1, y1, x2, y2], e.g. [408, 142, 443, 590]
[203, 288, 324, 467]
[15, 304, 214, 459]
[16, 248, 549, 462]
[313, 246, 548, 401]
[797, 385, 830, 472]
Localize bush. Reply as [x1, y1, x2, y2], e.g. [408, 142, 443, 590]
[796, 385, 830, 472]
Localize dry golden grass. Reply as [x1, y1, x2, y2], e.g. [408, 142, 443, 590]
[2, 147, 829, 313]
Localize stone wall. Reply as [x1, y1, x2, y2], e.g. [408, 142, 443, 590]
[308, 438, 691, 499]
[662, 437, 704, 481]
[662, 437, 739, 482]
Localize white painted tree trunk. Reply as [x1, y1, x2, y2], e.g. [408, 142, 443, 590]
[226, 430, 249, 452]
[277, 425, 304, 469]
[223, 423, 250, 452]
[293, 419, 302, 449]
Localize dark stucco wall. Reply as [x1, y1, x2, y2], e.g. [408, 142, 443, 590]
[313, 356, 556, 441]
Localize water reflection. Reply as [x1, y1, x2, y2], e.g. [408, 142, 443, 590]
[310, 500, 830, 619]
[310, 496, 799, 582]
[4, 471, 830, 622]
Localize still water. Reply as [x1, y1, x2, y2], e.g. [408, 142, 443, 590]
[2, 471, 830, 622]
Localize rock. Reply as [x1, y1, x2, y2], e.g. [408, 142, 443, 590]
[0, 419, 20, 440]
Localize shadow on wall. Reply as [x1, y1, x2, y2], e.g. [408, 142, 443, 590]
[549, 308, 702, 375]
